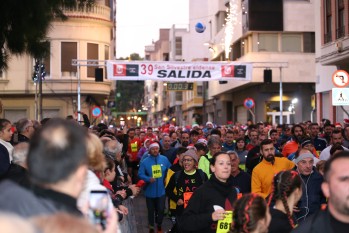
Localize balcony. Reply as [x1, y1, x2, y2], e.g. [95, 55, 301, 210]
[336, 26, 345, 39]
[62, 3, 111, 22]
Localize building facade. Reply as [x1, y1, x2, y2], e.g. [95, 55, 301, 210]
[315, 0, 349, 124]
[0, 0, 114, 123]
[205, 0, 317, 126]
[142, 0, 323, 127]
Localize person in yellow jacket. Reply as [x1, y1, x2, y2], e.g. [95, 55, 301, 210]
[252, 139, 295, 198]
[165, 147, 187, 217]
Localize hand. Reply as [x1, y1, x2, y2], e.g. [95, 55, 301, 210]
[177, 199, 184, 206]
[212, 210, 226, 221]
[118, 176, 125, 183]
[149, 178, 156, 183]
[118, 204, 129, 215]
[293, 206, 300, 213]
[129, 184, 140, 196]
[116, 189, 127, 199]
[95, 207, 119, 233]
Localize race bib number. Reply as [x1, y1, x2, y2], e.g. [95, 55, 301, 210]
[183, 192, 193, 208]
[216, 211, 233, 233]
[152, 165, 162, 178]
[131, 142, 138, 152]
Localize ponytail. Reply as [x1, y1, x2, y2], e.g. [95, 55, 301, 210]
[270, 170, 301, 228]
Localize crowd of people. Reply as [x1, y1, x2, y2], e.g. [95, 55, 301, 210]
[0, 116, 349, 233]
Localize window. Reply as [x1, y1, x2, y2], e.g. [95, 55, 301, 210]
[281, 34, 302, 52]
[175, 91, 182, 101]
[43, 109, 60, 119]
[215, 11, 227, 33]
[258, 33, 278, 52]
[105, 45, 109, 60]
[61, 42, 77, 75]
[4, 109, 27, 123]
[303, 32, 315, 53]
[197, 85, 203, 97]
[324, 0, 332, 43]
[163, 53, 169, 61]
[175, 37, 182, 56]
[336, 0, 345, 39]
[105, 45, 109, 79]
[87, 43, 99, 78]
[43, 47, 51, 77]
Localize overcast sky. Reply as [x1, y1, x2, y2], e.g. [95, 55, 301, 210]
[116, 0, 189, 58]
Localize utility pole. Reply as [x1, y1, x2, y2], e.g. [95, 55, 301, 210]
[38, 59, 43, 121]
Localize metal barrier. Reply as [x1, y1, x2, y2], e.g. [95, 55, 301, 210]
[119, 197, 137, 233]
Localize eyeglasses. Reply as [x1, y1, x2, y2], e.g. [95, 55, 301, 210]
[182, 158, 194, 163]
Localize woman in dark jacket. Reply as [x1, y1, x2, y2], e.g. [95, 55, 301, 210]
[268, 170, 302, 233]
[0, 119, 13, 177]
[179, 151, 237, 233]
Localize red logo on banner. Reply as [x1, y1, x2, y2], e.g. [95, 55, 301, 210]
[113, 64, 126, 76]
[221, 65, 235, 77]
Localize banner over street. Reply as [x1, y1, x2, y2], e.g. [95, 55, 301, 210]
[106, 61, 252, 81]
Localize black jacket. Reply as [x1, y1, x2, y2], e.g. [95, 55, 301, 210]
[294, 167, 326, 223]
[292, 208, 334, 233]
[245, 145, 261, 174]
[269, 208, 293, 233]
[0, 180, 82, 217]
[230, 169, 251, 194]
[178, 174, 237, 233]
[0, 144, 10, 177]
[0, 163, 30, 188]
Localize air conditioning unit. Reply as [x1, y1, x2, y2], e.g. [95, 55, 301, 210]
[336, 41, 343, 52]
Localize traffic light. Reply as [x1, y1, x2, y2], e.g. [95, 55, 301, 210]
[32, 60, 46, 82]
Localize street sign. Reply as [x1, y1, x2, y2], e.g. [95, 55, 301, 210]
[332, 70, 349, 87]
[244, 98, 255, 109]
[167, 82, 194, 91]
[91, 106, 102, 118]
[332, 88, 349, 106]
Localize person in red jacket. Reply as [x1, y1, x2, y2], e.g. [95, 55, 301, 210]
[282, 125, 305, 157]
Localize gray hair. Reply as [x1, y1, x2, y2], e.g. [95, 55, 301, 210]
[227, 150, 239, 159]
[103, 140, 123, 158]
[207, 135, 222, 148]
[12, 142, 29, 165]
[15, 118, 32, 133]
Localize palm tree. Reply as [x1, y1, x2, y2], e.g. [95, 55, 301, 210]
[0, 0, 95, 71]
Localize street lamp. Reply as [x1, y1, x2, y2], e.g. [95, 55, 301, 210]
[120, 117, 125, 127]
[288, 98, 298, 113]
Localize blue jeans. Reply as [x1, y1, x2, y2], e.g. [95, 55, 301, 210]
[145, 195, 166, 227]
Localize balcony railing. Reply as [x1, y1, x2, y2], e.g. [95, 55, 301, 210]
[324, 33, 332, 44]
[62, 3, 111, 21]
[336, 26, 345, 39]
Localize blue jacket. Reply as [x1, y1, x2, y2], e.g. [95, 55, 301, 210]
[138, 154, 171, 198]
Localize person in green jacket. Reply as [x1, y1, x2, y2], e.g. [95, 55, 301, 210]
[198, 135, 222, 178]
